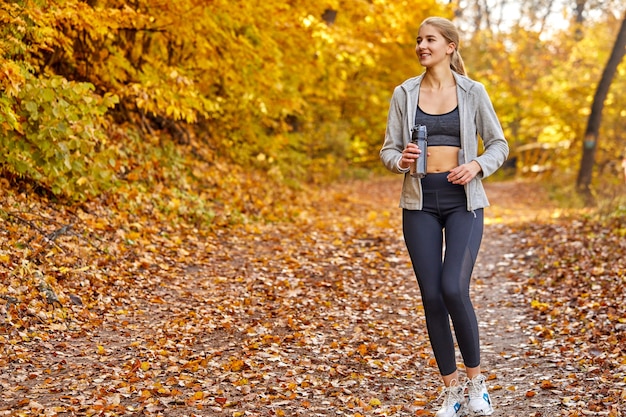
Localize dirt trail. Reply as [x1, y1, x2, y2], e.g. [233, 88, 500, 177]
[1, 177, 566, 416]
[471, 181, 563, 417]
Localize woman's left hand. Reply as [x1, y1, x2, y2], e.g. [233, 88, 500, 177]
[448, 161, 482, 185]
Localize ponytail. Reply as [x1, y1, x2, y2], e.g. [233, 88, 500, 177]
[451, 49, 466, 76]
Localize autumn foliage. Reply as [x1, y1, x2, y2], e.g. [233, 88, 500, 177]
[1, 0, 447, 212]
[2, 1, 626, 416]
[3, 1, 624, 208]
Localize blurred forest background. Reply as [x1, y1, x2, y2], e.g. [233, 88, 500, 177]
[1, 0, 625, 226]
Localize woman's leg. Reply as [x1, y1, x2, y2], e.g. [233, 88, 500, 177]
[441, 208, 484, 369]
[403, 209, 458, 378]
[466, 365, 482, 379]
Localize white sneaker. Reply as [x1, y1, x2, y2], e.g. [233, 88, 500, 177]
[435, 381, 466, 417]
[466, 374, 494, 415]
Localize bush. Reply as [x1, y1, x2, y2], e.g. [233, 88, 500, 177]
[0, 72, 118, 200]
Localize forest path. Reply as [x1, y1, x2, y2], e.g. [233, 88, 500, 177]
[1, 177, 568, 417]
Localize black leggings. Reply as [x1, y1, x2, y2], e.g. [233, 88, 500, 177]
[402, 172, 483, 376]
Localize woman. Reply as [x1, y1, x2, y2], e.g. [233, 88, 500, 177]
[380, 17, 509, 417]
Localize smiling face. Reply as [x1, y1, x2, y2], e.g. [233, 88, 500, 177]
[415, 24, 456, 69]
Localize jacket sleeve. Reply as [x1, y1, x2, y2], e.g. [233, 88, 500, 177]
[380, 86, 408, 174]
[473, 83, 509, 178]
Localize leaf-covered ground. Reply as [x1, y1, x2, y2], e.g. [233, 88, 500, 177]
[1, 177, 624, 416]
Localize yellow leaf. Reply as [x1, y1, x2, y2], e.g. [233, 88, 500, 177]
[140, 361, 150, 371]
[369, 398, 382, 406]
[229, 358, 245, 372]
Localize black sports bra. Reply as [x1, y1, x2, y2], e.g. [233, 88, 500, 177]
[415, 106, 461, 147]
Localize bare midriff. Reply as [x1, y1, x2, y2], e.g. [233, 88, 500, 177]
[427, 146, 461, 173]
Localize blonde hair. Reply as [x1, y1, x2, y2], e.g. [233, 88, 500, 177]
[419, 17, 466, 76]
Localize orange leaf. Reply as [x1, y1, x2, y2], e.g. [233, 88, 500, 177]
[357, 344, 368, 356]
[540, 380, 555, 389]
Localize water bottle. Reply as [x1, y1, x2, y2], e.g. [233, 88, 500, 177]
[410, 125, 427, 178]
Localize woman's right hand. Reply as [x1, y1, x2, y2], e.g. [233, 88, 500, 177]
[399, 143, 421, 170]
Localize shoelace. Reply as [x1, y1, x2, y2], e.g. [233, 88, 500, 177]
[466, 375, 487, 396]
[436, 381, 464, 407]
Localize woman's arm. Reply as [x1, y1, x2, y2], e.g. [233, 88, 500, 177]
[473, 84, 509, 178]
[380, 87, 409, 174]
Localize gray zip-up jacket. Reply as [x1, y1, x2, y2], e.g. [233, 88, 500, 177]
[380, 72, 509, 211]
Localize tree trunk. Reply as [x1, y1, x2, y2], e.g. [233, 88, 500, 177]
[573, 0, 586, 39]
[575, 12, 626, 204]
